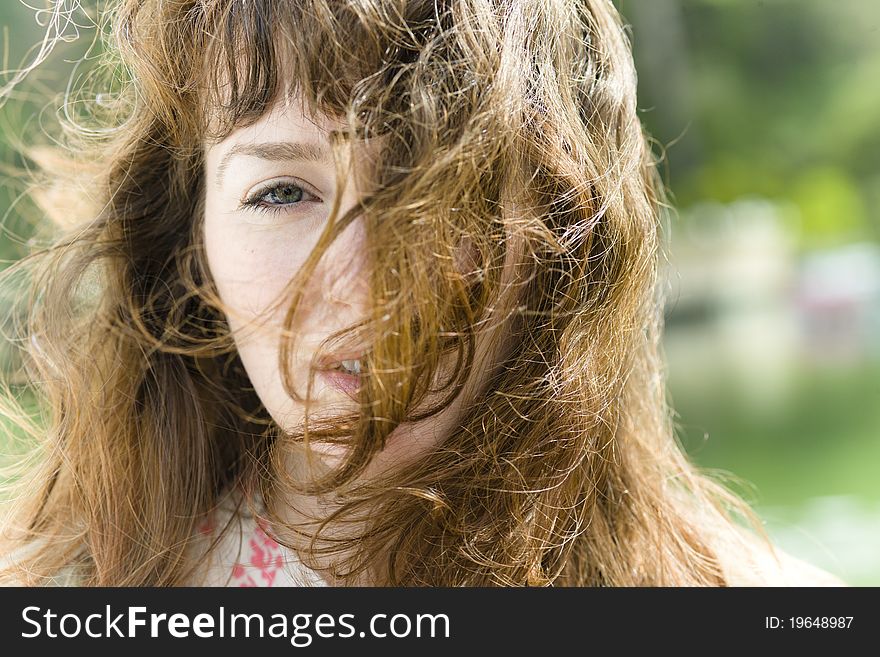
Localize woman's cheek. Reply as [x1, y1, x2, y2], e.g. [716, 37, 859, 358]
[208, 227, 310, 326]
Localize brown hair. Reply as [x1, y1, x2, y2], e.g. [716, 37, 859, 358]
[0, 0, 768, 585]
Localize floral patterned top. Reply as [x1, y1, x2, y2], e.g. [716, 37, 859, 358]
[191, 488, 328, 588]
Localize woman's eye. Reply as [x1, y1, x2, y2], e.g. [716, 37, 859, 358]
[239, 179, 321, 216]
[265, 184, 303, 204]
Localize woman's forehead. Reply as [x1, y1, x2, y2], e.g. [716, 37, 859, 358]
[204, 86, 346, 153]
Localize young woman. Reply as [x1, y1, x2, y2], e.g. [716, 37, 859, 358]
[0, 0, 844, 586]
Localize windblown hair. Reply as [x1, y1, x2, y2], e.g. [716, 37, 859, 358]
[0, 0, 767, 586]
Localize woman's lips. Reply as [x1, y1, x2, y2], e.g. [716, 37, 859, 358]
[317, 351, 364, 399]
[319, 367, 361, 398]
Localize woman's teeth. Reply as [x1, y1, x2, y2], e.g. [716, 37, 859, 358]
[339, 359, 361, 375]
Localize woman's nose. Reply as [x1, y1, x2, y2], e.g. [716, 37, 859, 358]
[319, 219, 370, 311]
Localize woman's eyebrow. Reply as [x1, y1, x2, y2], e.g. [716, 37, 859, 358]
[215, 141, 333, 186]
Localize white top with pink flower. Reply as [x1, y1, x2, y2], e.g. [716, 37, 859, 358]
[192, 490, 327, 588]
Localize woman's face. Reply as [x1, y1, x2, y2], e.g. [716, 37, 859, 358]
[202, 95, 511, 475]
[203, 95, 369, 467]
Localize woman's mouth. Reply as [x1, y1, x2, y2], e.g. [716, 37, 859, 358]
[318, 354, 363, 398]
[336, 359, 362, 376]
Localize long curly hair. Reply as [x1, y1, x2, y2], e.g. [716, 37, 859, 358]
[0, 0, 767, 586]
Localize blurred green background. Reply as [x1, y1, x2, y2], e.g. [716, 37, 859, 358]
[619, 0, 880, 585]
[2, 1, 878, 584]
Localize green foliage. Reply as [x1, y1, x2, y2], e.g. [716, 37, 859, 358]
[621, 0, 880, 246]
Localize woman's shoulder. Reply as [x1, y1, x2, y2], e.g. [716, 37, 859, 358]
[712, 522, 847, 587]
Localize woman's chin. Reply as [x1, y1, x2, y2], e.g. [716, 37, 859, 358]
[285, 440, 349, 473]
